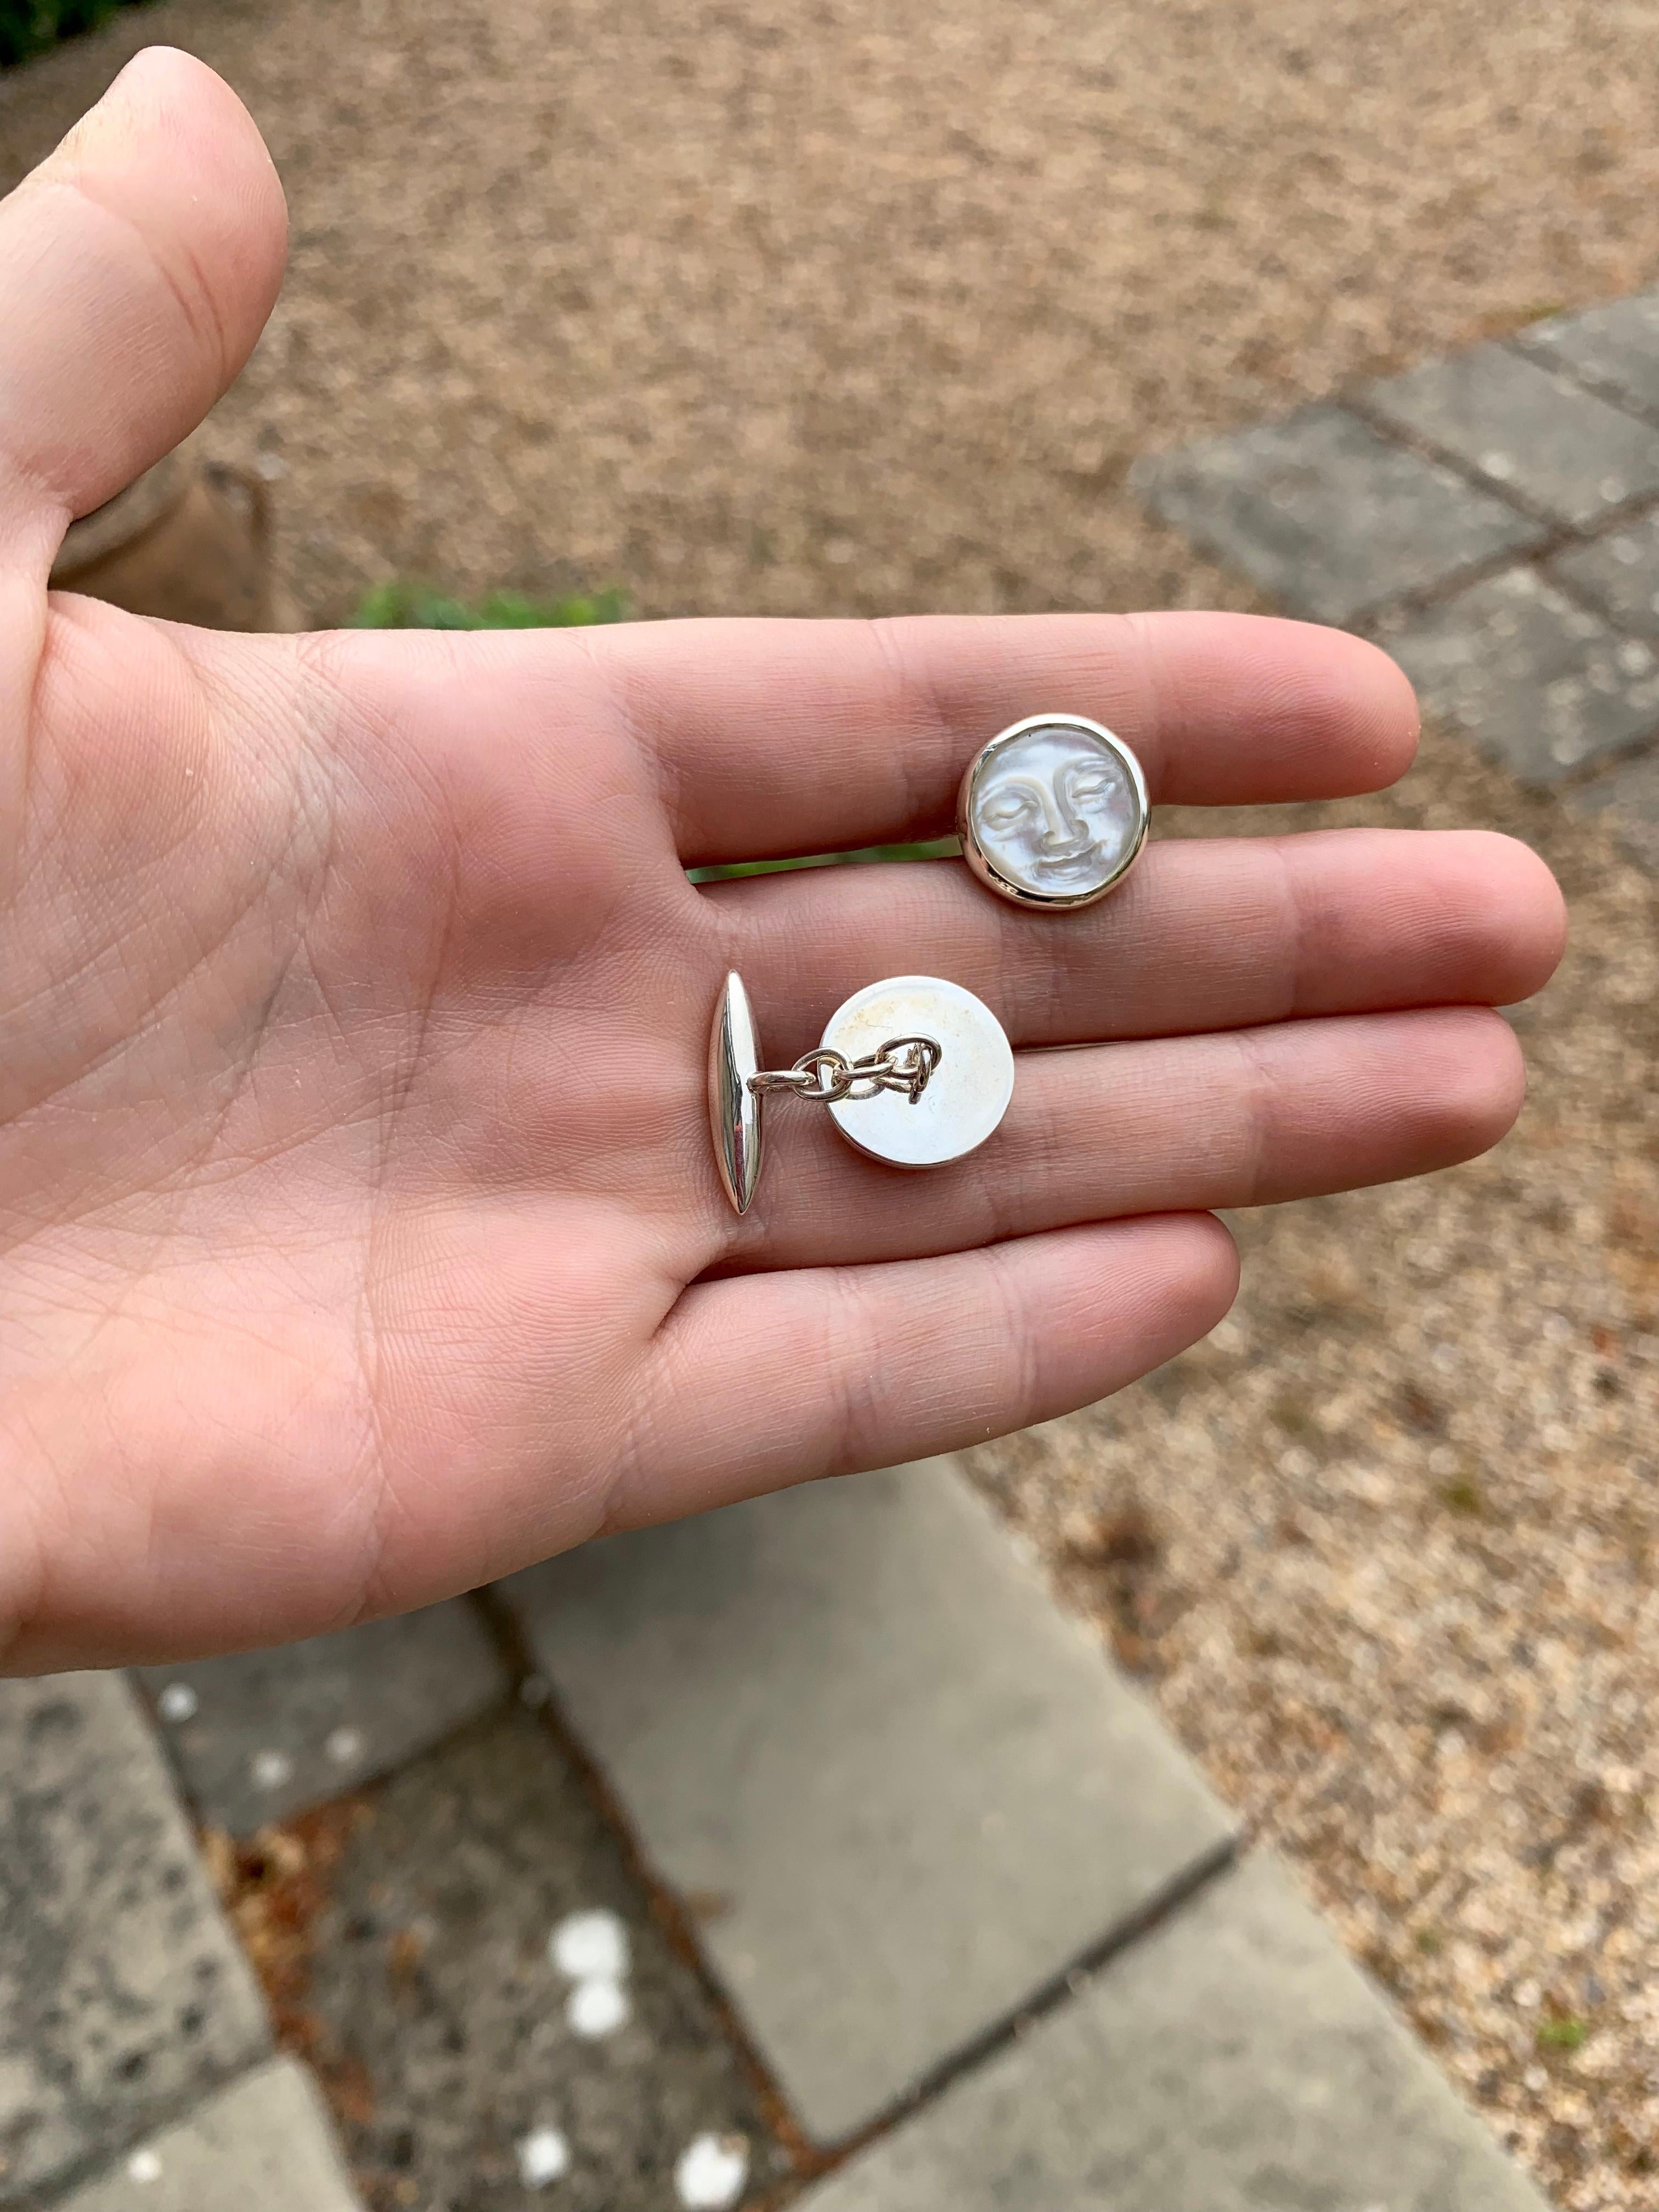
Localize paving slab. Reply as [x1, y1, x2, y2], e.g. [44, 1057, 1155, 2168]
[501, 1460, 1234, 2146]
[1516, 290, 1659, 418]
[793, 1852, 1551, 2212]
[1550, 508, 1659, 637]
[300, 1704, 782, 2211]
[1130, 405, 1543, 624]
[137, 1598, 509, 1836]
[56, 2059, 362, 2212]
[0, 1673, 269, 2204]
[1363, 341, 1659, 528]
[1568, 745, 1659, 872]
[1376, 563, 1659, 785]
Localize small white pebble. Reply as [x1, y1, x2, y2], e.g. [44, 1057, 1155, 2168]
[550, 1908, 630, 1984]
[674, 2132, 749, 2210]
[324, 1725, 366, 1766]
[516, 2125, 571, 2188]
[157, 1683, 198, 1724]
[566, 1976, 630, 2039]
[251, 1748, 294, 1791]
[127, 2149, 163, 2185]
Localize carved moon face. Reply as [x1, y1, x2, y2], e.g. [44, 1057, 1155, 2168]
[958, 717, 1148, 908]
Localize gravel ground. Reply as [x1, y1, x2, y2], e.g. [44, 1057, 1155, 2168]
[973, 747, 1659, 2209]
[5, 3, 1659, 2203]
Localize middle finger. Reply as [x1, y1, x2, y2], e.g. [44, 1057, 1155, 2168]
[706, 827, 1562, 1056]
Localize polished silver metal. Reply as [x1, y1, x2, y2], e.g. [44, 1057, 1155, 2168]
[820, 976, 1014, 1169]
[957, 712, 1149, 911]
[751, 1036, 943, 1105]
[709, 971, 765, 1215]
[707, 973, 1012, 1211]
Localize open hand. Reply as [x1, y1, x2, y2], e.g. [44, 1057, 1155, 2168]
[0, 52, 1565, 1671]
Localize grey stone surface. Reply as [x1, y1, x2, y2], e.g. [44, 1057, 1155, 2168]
[1516, 289, 1659, 417]
[1131, 405, 1542, 623]
[1364, 341, 1659, 527]
[1568, 745, 1659, 872]
[1378, 564, 1659, 785]
[137, 1598, 509, 1836]
[0, 1673, 269, 2204]
[58, 2059, 362, 2212]
[503, 1460, 1234, 2146]
[793, 1852, 1551, 2212]
[302, 1705, 783, 2211]
[1550, 508, 1659, 637]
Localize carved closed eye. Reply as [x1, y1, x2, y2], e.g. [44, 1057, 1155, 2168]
[1059, 762, 1115, 805]
[979, 780, 1044, 831]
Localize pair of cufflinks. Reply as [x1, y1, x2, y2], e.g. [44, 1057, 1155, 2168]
[709, 714, 1149, 1215]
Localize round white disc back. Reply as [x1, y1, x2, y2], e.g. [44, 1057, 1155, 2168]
[821, 976, 1014, 1167]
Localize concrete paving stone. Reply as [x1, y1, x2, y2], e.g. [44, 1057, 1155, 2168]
[1515, 289, 1659, 417]
[299, 1704, 781, 2212]
[56, 2059, 362, 2212]
[137, 1598, 509, 1836]
[0, 1674, 269, 2205]
[793, 1852, 1551, 2212]
[1376, 563, 1659, 785]
[1550, 507, 1659, 637]
[1568, 745, 1659, 873]
[1130, 405, 1544, 624]
[501, 1460, 1234, 2146]
[1363, 341, 1659, 528]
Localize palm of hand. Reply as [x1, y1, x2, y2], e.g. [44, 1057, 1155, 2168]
[0, 54, 1564, 1671]
[5, 597, 735, 1663]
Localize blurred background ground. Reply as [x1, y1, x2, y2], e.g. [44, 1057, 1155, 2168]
[3, 2, 1658, 2204]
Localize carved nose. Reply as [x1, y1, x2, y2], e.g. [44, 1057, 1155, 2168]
[1036, 787, 1091, 853]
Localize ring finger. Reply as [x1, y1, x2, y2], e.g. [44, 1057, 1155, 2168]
[710, 1005, 1524, 1271]
[704, 826, 1564, 1057]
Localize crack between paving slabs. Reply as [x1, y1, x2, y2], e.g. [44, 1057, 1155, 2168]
[470, 1585, 825, 2189]
[476, 1586, 1244, 2206]
[1237, 393, 1659, 788]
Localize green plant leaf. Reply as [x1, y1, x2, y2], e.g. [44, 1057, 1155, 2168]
[349, 580, 627, 631]
[1, 0, 148, 69]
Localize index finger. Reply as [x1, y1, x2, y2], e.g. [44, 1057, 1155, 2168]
[585, 610, 1419, 867]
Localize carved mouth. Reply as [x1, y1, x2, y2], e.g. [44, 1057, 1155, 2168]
[1032, 843, 1105, 878]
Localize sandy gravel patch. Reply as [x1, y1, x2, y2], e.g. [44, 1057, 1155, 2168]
[972, 738, 1659, 2209]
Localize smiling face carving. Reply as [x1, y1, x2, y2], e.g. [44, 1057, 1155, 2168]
[965, 721, 1144, 902]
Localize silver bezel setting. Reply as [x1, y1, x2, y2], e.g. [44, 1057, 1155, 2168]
[956, 713, 1150, 912]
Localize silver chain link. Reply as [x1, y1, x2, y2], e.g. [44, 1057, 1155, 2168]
[749, 1034, 943, 1108]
